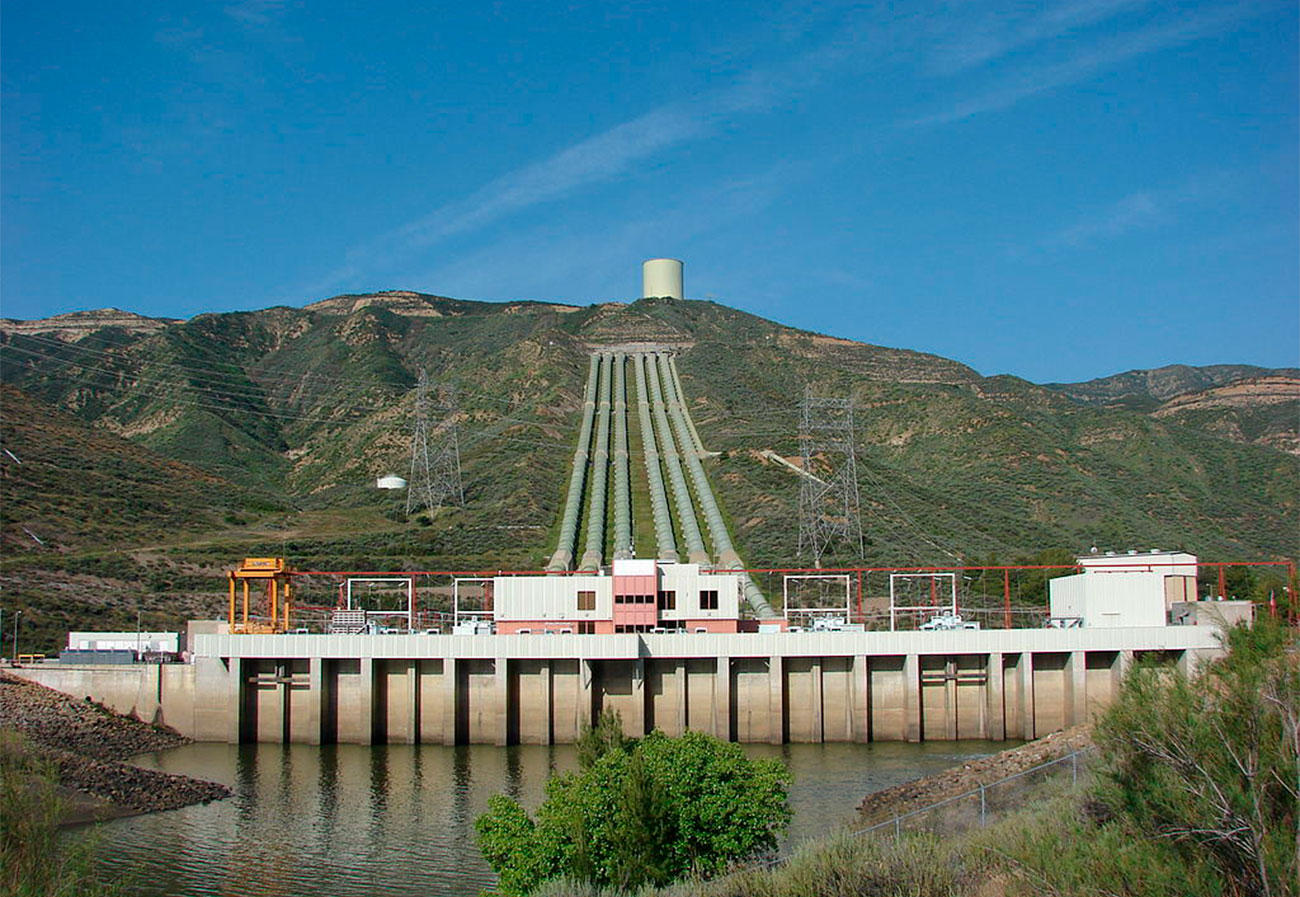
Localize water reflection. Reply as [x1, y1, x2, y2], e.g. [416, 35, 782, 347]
[81, 740, 1008, 897]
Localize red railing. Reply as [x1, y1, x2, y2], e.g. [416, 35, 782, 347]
[279, 560, 1297, 630]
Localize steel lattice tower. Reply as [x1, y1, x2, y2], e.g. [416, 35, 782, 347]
[797, 386, 865, 567]
[406, 370, 464, 518]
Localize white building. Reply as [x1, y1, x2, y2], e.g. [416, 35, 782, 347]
[66, 631, 179, 653]
[490, 561, 743, 634]
[1049, 550, 1198, 628]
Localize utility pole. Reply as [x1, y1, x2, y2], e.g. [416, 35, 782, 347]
[797, 386, 865, 568]
[406, 370, 465, 519]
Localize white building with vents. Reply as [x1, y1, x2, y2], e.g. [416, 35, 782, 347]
[1049, 550, 1199, 627]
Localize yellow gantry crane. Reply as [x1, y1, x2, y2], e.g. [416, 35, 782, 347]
[228, 558, 293, 634]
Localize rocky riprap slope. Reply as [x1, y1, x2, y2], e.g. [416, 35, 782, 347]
[856, 726, 1093, 826]
[0, 672, 230, 816]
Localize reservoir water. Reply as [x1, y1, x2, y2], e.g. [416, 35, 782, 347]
[79, 741, 1007, 896]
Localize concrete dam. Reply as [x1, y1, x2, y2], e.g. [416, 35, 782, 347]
[14, 626, 1220, 746]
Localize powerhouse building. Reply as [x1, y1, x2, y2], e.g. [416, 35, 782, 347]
[492, 560, 744, 634]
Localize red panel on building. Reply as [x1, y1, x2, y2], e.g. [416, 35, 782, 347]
[612, 561, 658, 631]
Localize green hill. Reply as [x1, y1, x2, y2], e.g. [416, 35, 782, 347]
[1, 292, 1296, 651]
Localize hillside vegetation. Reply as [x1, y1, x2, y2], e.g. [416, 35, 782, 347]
[1047, 364, 1300, 455]
[1, 292, 1296, 650]
[529, 620, 1299, 897]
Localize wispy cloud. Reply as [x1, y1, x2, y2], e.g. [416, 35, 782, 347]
[289, 8, 910, 299]
[300, 52, 825, 298]
[909, 2, 1261, 127]
[1043, 173, 1233, 249]
[223, 0, 290, 29]
[291, 0, 1267, 301]
[304, 103, 717, 296]
[923, 0, 1157, 74]
[1052, 192, 1169, 247]
[135, 5, 300, 164]
[403, 163, 803, 303]
[392, 105, 723, 248]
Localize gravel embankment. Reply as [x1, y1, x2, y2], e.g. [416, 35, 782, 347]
[857, 726, 1093, 825]
[0, 671, 231, 819]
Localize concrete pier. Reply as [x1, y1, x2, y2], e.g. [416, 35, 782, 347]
[11, 627, 1221, 745]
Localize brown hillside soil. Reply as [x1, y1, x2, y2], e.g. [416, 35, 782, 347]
[1153, 375, 1300, 414]
[857, 726, 1092, 825]
[0, 672, 230, 823]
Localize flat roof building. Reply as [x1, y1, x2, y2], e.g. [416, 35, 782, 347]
[493, 560, 746, 634]
[1050, 550, 1199, 627]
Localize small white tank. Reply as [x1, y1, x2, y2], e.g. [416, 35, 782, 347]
[642, 258, 683, 300]
[376, 475, 407, 490]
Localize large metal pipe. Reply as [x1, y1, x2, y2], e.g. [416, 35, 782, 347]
[611, 353, 633, 560]
[647, 354, 710, 565]
[654, 353, 778, 618]
[633, 353, 678, 562]
[547, 354, 601, 571]
[666, 354, 709, 456]
[579, 353, 614, 571]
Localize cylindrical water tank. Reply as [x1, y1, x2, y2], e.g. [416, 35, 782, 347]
[642, 258, 684, 300]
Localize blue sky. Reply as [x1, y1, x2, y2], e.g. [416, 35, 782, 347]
[2, 0, 1296, 382]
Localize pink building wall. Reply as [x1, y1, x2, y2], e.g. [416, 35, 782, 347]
[612, 571, 659, 629]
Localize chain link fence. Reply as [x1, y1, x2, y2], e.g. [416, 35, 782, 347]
[854, 749, 1091, 841]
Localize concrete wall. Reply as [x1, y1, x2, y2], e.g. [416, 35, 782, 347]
[12, 627, 1222, 746]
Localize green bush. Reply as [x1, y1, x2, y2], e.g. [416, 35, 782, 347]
[476, 718, 791, 895]
[1093, 619, 1298, 895]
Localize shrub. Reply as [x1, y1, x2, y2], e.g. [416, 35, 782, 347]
[1093, 618, 1298, 896]
[0, 730, 126, 897]
[476, 720, 790, 895]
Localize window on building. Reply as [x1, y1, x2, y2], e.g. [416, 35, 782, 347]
[577, 590, 596, 610]
[658, 590, 676, 610]
[700, 589, 719, 610]
[577, 621, 595, 634]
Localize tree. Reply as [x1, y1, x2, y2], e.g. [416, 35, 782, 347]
[573, 707, 632, 771]
[475, 722, 791, 895]
[1094, 619, 1298, 896]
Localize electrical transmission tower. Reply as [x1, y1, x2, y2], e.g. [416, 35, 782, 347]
[406, 369, 464, 518]
[797, 386, 865, 567]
